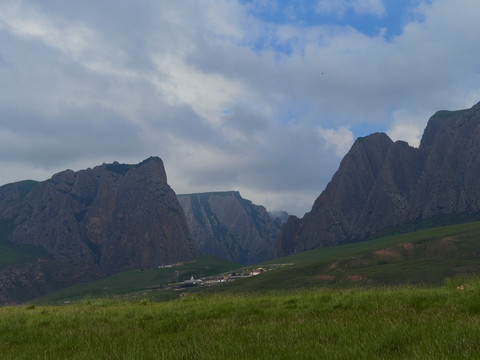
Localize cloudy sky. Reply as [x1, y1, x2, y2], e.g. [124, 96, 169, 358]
[1, 0, 479, 216]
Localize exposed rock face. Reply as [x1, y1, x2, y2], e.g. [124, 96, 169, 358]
[274, 102, 480, 257]
[177, 191, 284, 264]
[0, 157, 198, 303]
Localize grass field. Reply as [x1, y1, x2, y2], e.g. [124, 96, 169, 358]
[266, 221, 480, 266]
[32, 255, 240, 305]
[2, 277, 480, 359]
[216, 221, 480, 294]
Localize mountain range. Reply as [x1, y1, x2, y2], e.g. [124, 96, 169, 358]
[0, 158, 284, 303]
[1, 101, 480, 303]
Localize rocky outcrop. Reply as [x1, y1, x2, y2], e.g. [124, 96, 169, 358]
[177, 191, 284, 264]
[0, 157, 198, 303]
[274, 102, 480, 257]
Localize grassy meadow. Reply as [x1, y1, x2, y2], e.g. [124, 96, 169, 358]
[32, 255, 240, 305]
[2, 277, 480, 359]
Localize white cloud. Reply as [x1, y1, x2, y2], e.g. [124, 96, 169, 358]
[352, 0, 385, 17]
[202, 0, 247, 40]
[317, 126, 354, 157]
[316, 0, 348, 17]
[0, 2, 122, 69]
[151, 54, 247, 128]
[386, 110, 425, 148]
[387, 123, 422, 148]
[315, 0, 385, 17]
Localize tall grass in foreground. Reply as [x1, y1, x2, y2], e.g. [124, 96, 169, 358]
[2, 278, 480, 359]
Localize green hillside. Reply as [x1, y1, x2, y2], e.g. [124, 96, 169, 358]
[32, 255, 240, 305]
[29, 221, 480, 304]
[213, 221, 480, 294]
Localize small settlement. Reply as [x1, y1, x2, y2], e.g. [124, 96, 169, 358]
[180, 267, 266, 288]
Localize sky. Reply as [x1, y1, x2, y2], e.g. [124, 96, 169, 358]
[1, 0, 480, 217]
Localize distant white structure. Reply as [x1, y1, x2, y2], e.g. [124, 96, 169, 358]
[183, 275, 201, 286]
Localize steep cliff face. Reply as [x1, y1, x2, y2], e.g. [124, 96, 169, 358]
[177, 191, 283, 264]
[274, 102, 480, 257]
[0, 157, 198, 303]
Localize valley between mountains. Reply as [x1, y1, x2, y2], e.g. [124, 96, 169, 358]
[1, 101, 480, 304]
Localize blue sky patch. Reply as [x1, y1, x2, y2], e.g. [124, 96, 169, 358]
[241, 0, 417, 40]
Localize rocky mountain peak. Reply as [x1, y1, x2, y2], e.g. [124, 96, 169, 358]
[274, 101, 480, 257]
[0, 157, 197, 303]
